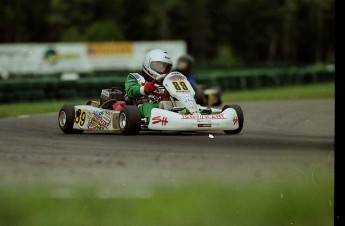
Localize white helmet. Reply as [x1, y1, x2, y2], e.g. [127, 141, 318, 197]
[142, 49, 173, 80]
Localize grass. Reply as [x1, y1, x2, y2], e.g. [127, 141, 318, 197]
[0, 100, 86, 118]
[0, 170, 333, 226]
[0, 82, 334, 118]
[223, 81, 334, 102]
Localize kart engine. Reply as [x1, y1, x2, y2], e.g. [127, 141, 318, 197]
[100, 87, 124, 109]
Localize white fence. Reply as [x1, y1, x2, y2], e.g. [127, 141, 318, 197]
[0, 41, 186, 75]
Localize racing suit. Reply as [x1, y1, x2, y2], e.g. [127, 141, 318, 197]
[125, 72, 158, 120]
[186, 74, 197, 91]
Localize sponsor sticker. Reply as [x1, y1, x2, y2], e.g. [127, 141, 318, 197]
[87, 120, 102, 130]
[197, 119, 212, 123]
[181, 114, 226, 120]
[99, 119, 109, 127]
[93, 111, 102, 121]
[197, 124, 212, 128]
[133, 73, 140, 79]
[233, 116, 239, 125]
[87, 110, 112, 129]
[126, 79, 136, 83]
[131, 73, 145, 83]
[169, 74, 185, 81]
[102, 112, 111, 123]
[152, 116, 169, 126]
[101, 89, 110, 97]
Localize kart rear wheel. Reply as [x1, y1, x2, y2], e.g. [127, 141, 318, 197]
[58, 104, 84, 134]
[222, 104, 244, 134]
[119, 106, 142, 135]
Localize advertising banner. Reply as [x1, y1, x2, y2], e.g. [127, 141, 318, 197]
[0, 41, 186, 75]
[0, 43, 91, 74]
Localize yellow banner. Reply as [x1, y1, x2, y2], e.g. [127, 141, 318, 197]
[87, 42, 133, 56]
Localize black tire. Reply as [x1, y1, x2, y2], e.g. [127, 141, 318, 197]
[58, 104, 84, 134]
[222, 104, 244, 134]
[119, 106, 142, 135]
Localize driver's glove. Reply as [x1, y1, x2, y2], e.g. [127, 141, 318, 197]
[144, 80, 157, 94]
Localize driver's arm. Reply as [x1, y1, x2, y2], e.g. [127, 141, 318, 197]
[125, 74, 145, 99]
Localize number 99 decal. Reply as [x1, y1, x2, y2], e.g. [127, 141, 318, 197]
[75, 109, 86, 127]
[172, 81, 190, 92]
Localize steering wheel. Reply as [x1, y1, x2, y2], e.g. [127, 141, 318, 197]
[152, 91, 165, 96]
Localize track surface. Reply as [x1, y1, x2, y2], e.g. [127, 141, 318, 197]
[0, 99, 334, 192]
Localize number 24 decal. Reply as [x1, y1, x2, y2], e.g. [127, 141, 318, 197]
[75, 109, 86, 126]
[172, 81, 189, 92]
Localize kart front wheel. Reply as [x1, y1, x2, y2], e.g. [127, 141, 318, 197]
[222, 104, 244, 134]
[119, 106, 142, 135]
[58, 104, 84, 134]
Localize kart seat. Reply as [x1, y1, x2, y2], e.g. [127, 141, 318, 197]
[124, 95, 136, 105]
[113, 101, 126, 111]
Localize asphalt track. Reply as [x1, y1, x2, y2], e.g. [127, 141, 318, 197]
[0, 99, 334, 192]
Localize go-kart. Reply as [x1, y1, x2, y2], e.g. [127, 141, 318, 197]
[195, 85, 223, 107]
[58, 72, 243, 135]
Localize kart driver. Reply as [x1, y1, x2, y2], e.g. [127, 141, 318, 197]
[175, 54, 197, 90]
[125, 49, 173, 121]
[175, 53, 207, 105]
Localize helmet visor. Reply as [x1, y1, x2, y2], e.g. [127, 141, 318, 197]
[150, 61, 172, 75]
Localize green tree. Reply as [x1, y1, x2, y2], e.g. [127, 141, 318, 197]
[0, 0, 335, 65]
